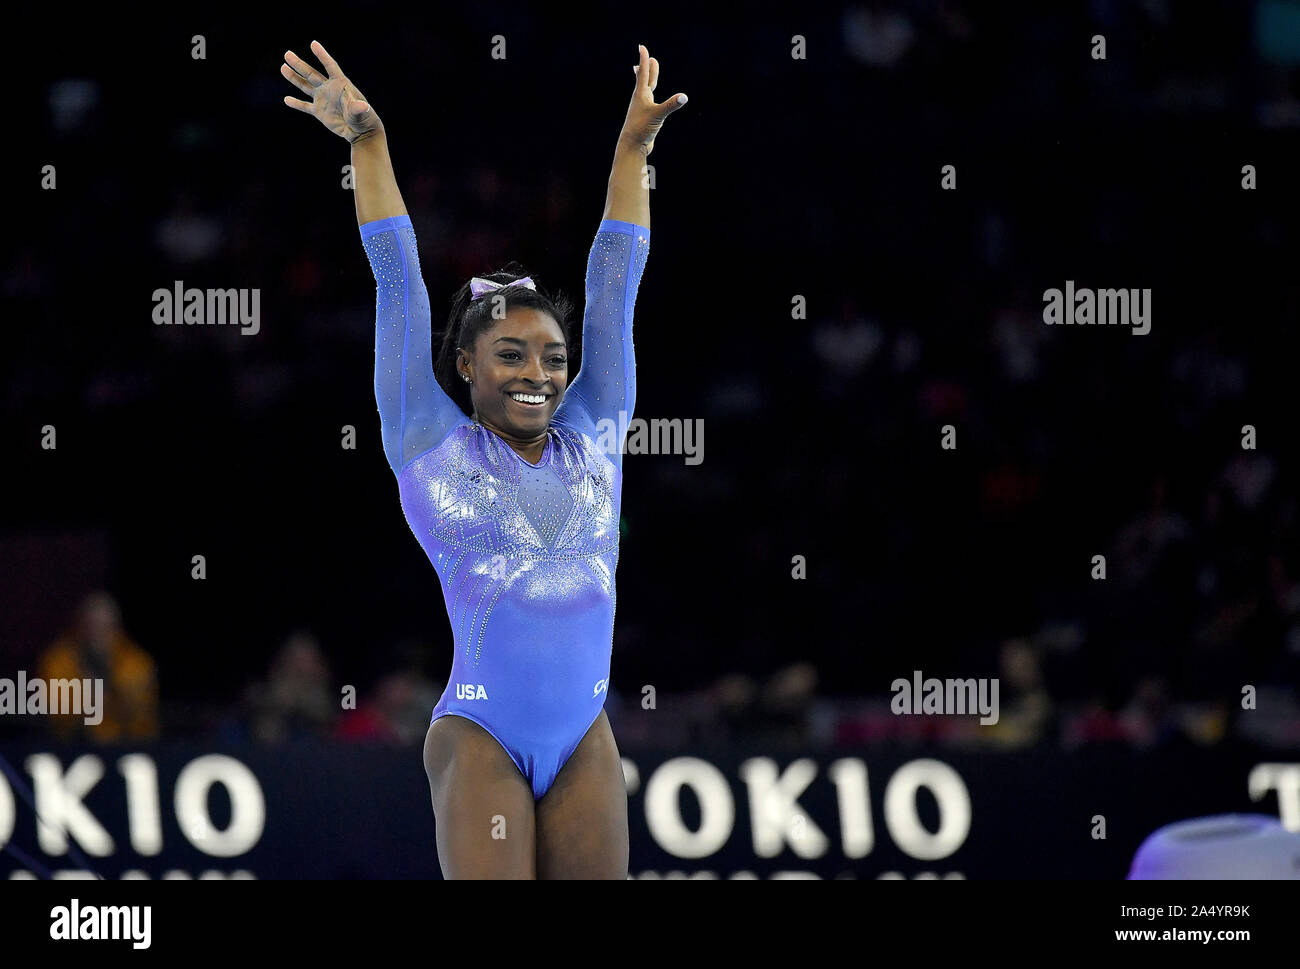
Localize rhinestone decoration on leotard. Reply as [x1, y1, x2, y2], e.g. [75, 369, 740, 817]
[398, 421, 620, 667]
[516, 439, 574, 549]
[362, 220, 457, 471]
[560, 227, 649, 425]
[363, 216, 646, 673]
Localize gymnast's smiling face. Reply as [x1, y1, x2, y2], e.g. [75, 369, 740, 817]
[462, 306, 568, 440]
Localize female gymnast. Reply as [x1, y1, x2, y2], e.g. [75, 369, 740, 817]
[281, 40, 686, 878]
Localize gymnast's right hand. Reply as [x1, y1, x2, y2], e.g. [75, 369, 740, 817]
[280, 40, 382, 143]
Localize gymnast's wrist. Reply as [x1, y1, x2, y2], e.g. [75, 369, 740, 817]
[615, 131, 649, 157]
[350, 120, 388, 148]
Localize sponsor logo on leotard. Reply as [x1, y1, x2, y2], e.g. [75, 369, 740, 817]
[592, 678, 609, 698]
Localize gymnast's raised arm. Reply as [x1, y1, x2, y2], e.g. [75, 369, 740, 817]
[555, 46, 688, 452]
[602, 44, 689, 228]
[280, 40, 467, 474]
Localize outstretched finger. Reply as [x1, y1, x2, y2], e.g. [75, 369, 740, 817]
[311, 39, 343, 79]
[283, 95, 313, 113]
[657, 92, 688, 118]
[647, 56, 659, 93]
[284, 49, 325, 86]
[280, 63, 314, 96]
[634, 45, 649, 95]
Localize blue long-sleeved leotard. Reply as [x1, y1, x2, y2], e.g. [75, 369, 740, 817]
[360, 213, 649, 800]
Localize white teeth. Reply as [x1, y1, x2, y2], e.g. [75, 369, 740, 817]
[510, 392, 547, 404]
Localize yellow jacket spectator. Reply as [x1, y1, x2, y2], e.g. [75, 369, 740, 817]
[37, 592, 159, 743]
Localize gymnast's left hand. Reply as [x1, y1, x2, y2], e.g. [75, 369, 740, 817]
[618, 44, 688, 157]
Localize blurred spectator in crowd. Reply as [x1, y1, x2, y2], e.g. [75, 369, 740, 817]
[978, 637, 1054, 749]
[757, 662, 819, 746]
[1116, 675, 1184, 749]
[335, 638, 442, 745]
[710, 672, 759, 743]
[687, 663, 820, 748]
[37, 591, 159, 743]
[242, 631, 336, 743]
[1062, 694, 1129, 747]
[336, 671, 437, 745]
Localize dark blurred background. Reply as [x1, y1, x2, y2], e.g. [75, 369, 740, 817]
[4, 0, 1300, 763]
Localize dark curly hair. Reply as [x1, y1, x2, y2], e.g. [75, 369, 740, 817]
[433, 260, 576, 417]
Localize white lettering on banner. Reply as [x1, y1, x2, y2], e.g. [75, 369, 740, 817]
[642, 757, 733, 858]
[620, 758, 640, 795]
[630, 869, 966, 879]
[827, 758, 874, 858]
[739, 757, 828, 858]
[0, 753, 265, 865]
[634, 756, 973, 863]
[174, 755, 265, 857]
[118, 755, 163, 855]
[10, 870, 255, 879]
[26, 754, 115, 856]
[882, 759, 972, 861]
[1247, 763, 1300, 830]
[0, 768, 13, 850]
[4, 751, 1291, 877]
